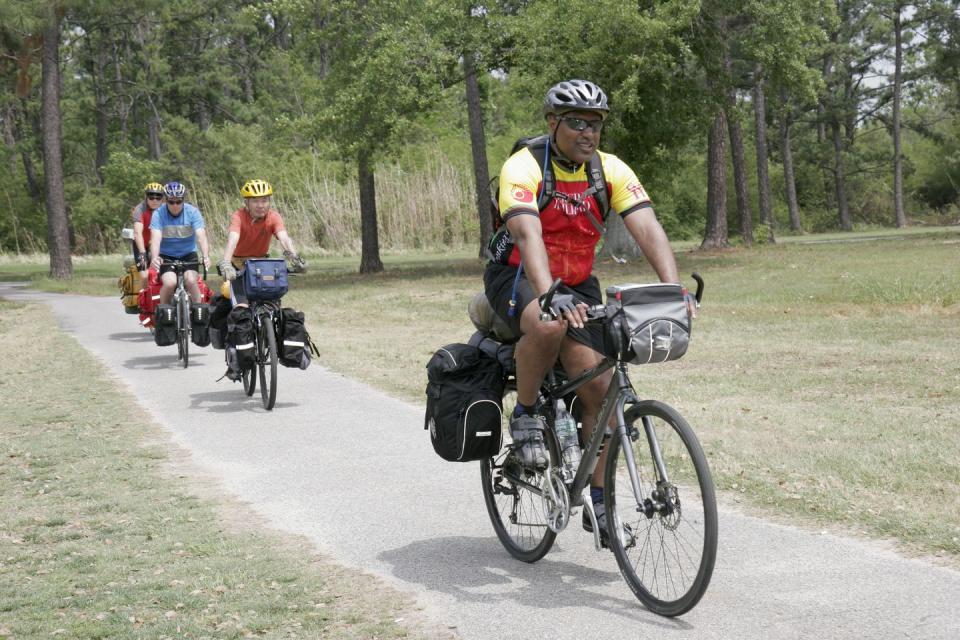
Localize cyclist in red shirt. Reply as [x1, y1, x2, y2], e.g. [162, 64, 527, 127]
[484, 79, 694, 544]
[131, 182, 165, 288]
[217, 179, 306, 381]
[217, 179, 306, 305]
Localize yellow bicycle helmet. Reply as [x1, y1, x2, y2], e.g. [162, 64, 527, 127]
[240, 179, 273, 198]
[144, 182, 165, 195]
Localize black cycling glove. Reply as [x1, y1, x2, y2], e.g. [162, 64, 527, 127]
[539, 292, 580, 319]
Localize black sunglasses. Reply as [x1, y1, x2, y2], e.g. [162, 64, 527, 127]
[166, 199, 184, 205]
[560, 116, 604, 133]
[146, 194, 163, 200]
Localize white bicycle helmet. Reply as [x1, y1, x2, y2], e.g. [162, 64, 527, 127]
[543, 79, 610, 119]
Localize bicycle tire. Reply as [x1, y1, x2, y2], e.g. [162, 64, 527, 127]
[258, 314, 278, 410]
[242, 364, 256, 396]
[603, 400, 717, 616]
[480, 388, 560, 563]
[177, 293, 190, 368]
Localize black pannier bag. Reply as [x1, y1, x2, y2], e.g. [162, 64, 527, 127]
[190, 302, 211, 347]
[153, 304, 177, 347]
[208, 294, 232, 350]
[278, 308, 318, 369]
[424, 344, 504, 462]
[606, 283, 691, 364]
[226, 306, 256, 370]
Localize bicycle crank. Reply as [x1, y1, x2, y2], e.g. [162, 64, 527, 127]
[540, 467, 571, 533]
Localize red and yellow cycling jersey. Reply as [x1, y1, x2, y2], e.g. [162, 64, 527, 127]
[497, 147, 652, 286]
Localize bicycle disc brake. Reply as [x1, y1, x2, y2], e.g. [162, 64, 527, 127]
[540, 466, 570, 533]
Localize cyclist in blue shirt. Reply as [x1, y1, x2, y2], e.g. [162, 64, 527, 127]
[148, 182, 212, 306]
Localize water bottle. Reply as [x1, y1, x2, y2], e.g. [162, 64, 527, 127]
[554, 400, 582, 475]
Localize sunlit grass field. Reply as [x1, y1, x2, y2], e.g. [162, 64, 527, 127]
[3, 227, 959, 563]
[0, 301, 441, 639]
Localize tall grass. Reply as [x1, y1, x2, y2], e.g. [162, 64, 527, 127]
[193, 154, 479, 255]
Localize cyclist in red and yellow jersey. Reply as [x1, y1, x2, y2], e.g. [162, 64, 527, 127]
[484, 79, 694, 544]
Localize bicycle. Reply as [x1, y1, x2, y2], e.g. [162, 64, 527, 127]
[238, 297, 281, 410]
[163, 259, 203, 369]
[479, 274, 717, 617]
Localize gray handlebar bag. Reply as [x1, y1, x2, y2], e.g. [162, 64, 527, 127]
[607, 283, 691, 364]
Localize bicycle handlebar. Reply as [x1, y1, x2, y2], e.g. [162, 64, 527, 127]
[158, 258, 207, 280]
[539, 272, 705, 322]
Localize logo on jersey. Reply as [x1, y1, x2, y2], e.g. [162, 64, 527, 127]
[511, 185, 534, 203]
[626, 182, 649, 202]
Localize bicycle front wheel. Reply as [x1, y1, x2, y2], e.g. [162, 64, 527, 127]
[604, 400, 717, 617]
[177, 294, 190, 368]
[258, 315, 278, 410]
[480, 387, 560, 563]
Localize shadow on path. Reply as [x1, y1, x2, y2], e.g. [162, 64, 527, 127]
[123, 352, 210, 370]
[378, 536, 690, 632]
[109, 331, 153, 343]
[189, 388, 298, 413]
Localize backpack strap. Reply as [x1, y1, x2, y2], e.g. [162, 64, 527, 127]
[521, 135, 554, 210]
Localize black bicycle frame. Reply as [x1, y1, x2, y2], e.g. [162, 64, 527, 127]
[542, 358, 673, 512]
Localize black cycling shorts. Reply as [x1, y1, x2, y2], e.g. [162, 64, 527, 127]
[483, 262, 605, 354]
[159, 252, 198, 277]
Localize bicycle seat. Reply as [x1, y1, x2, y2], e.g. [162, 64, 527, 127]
[468, 293, 518, 343]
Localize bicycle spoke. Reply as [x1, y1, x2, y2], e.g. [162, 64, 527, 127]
[481, 389, 559, 563]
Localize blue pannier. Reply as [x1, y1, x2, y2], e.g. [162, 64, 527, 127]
[243, 259, 288, 301]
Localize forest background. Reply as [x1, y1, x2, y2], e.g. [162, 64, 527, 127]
[1, 0, 959, 277]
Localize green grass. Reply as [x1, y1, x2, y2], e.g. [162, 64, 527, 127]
[0, 300, 446, 639]
[3, 226, 959, 566]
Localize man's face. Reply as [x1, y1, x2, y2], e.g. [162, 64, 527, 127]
[166, 198, 184, 216]
[146, 193, 164, 210]
[548, 110, 604, 165]
[246, 196, 271, 220]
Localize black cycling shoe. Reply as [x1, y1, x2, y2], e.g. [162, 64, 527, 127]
[583, 501, 636, 550]
[223, 367, 242, 382]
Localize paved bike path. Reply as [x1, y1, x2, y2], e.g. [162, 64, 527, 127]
[4, 283, 959, 640]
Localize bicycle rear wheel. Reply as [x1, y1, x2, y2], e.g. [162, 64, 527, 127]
[480, 387, 560, 563]
[177, 293, 190, 368]
[258, 314, 278, 410]
[604, 400, 717, 616]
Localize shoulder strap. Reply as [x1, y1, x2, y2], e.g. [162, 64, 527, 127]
[521, 135, 554, 211]
[587, 153, 610, 220]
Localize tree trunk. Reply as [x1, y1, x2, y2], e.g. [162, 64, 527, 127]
[892, 4, 906, 227]
[831, 118, 852, 231]
[197, 100, 211, 131]
[358, 149, 383, 273]
[113, 38, 129, 143]
[701, 110, 729, 250]
[779, 89, 802, 232]
[818, 56, 835, 210]
[723, 44, 751, 245]
[41, 12, 73, 278]
[11, 100, 42, 203]
[147, 96, 162, 160]
[726, 103, 752, 245]
[753, 63, 774, 242]
[464, 51, 492, 258]
[94, 43, 109, 184]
